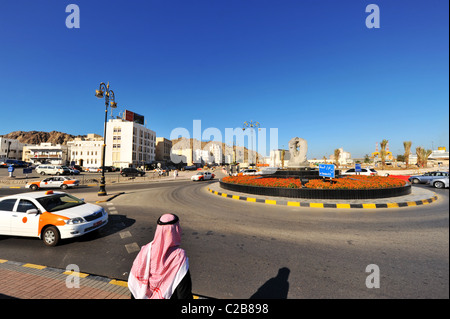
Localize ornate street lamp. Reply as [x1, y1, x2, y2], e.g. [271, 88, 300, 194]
[95, 82, 117, 196]
[242, 120, 260, 166]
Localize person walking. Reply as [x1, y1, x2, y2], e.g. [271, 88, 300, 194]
[128, 214, 193, 299]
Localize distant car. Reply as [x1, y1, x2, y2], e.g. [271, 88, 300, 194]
[427, 176, 449, 189]
[0, 191, 108, 246]
[35, 165, 70, 176]
[26, 176, 80, 191]
[103, 166, 117, 172]
[120, 167, 145, 177]
[341, 168, 378, 176]
[408, 171, 449, 184]
[62, 166, 80, 175]
[242, 169, 258, 176]
[191, 171, 215, 181]
[85, 167, 102, 173]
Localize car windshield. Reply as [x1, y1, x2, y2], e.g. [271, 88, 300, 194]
[36, 193, 85, 212]
[196, 172, 204, 175]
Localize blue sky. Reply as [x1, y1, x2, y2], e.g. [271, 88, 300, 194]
[0, 0, 448, 158]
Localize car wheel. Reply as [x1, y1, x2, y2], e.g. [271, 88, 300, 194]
[30, 184, 39, 191]
[61, 184, 68, 190]
[434, 181, 445, 189]
[41, 171, 46, 175]
[42, 226, 60, 247]
[412, 178, 420, 184]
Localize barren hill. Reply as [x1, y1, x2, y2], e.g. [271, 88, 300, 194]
[1, 131, 86, 145]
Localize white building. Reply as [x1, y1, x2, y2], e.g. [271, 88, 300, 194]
[209, 143, 223, 164]
[1, 137, 26, 161]
[194, 149, 212, 165]
[330, 148, 353, 165]
[105, 118, 156, 168]
[67, 134, 103, 168]
[23, 143, 69, 165]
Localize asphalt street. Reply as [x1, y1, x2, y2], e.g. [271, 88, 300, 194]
[0, 172, 448, 299]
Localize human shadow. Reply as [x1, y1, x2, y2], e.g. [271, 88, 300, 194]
[249, 267, 290, 299]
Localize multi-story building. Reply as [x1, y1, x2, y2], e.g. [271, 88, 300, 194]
[0, 137, 26, 161]
[105, 118, 156, 168]
[23, 143, 69, 165]
[67, 134, 103, 167]
[155, 137, 172, 164]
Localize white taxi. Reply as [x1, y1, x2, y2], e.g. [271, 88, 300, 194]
[0, 191, 108, 246]
[191, 171, 215, 181]
[26, 176, 80, 190]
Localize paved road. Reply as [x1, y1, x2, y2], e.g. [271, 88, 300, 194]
[0, 173, 448, 298]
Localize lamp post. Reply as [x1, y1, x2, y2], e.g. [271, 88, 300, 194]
[95, 82, 117, 196]
[242, 120, 260, 166]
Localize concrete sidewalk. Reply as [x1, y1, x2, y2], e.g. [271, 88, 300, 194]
[0, 259, 130, 299]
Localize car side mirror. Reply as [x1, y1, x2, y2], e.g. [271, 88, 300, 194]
[26, 209, 40, 215]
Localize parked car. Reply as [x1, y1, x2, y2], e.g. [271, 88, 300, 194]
[341, 168, 378, 176]
[191, 171, 215, 181]
[103, 166, 117, 172]
[26, 176, 80, 190]
[35, 165, 70, 176]
[242, 169, 258, 176]
[0, 191, 108, 246]
[62, 166, 80, 175]
[408, 171, 449, 184]
[85, 167, 102, 173]
[426, 176, 449, 189]
[0, 159, 29, 168]
[120, 167, 145, 177]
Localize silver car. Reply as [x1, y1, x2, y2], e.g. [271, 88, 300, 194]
[408, 171, 449, 184]
[427, 176, 449, 189]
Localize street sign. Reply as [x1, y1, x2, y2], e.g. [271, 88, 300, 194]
[7, 166, 14, 173]
[319, 164, 335, 178]
[23, 168, 33, 174]
[355, 163, 362, 172]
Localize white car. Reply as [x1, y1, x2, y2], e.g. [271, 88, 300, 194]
[191, 171, 215, 181]
[35, 165, 70, 176]
[427, 176, 449, 189]
[341, 168, 378, 176]
[25, 176, 80, 191]
[0, 191, 108, 246]
[242, 169, 258, 175]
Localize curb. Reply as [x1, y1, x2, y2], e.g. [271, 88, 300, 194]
[207, 188, 438, 209]
[95, 192, 125, 203]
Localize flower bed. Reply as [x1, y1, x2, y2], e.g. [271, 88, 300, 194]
[220, 175, 411, 199]
[222, 175, 406, 190]
[222, 176, 303, 188]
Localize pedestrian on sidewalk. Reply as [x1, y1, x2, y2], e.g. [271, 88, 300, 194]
[173, 169, 178, 179]
[128, 213, 192, 299]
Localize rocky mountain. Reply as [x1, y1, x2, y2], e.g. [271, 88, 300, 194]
[1, 131, 86, 145]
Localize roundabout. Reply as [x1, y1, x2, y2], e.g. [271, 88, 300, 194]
[210, 175, 437, 209]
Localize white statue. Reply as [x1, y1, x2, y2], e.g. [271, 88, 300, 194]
[287, 137, 308, 167]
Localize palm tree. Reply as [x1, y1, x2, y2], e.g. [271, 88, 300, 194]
[334, 148, 341, 168]
[415, 147, 431, 167]
[418, 148, 432, 168]
[379, 139, 388, 169]
[403, 141, 412, 168]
